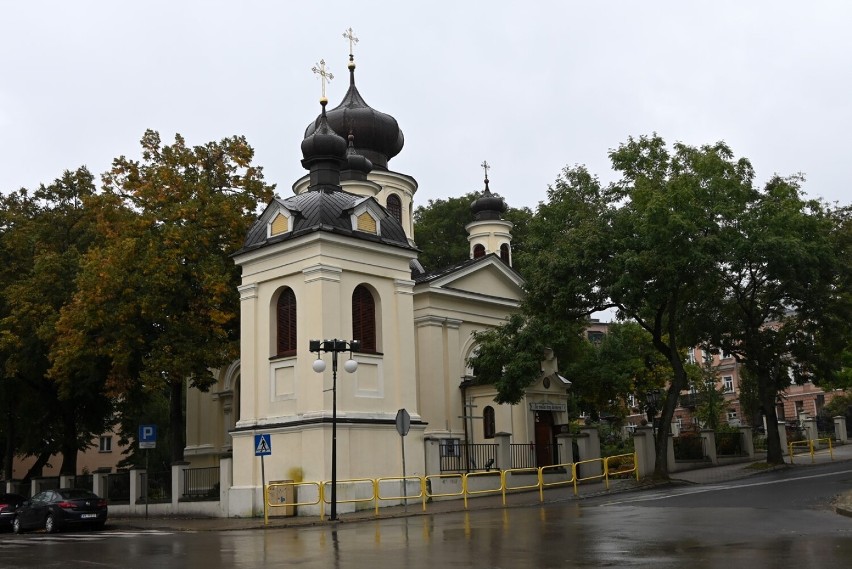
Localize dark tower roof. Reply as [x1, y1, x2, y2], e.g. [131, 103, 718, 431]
[304, 55, 404, 170]
[470, 175, 507, 221]
[300, 99, 348, 190]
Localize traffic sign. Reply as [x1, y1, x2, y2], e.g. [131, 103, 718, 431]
[255, 434, 272, 456]
[395, 409, 411, 436]
[139, 425, 157, 449]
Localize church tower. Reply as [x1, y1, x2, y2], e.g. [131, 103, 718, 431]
[229, 43, 423, 517]
[466, 163, 514, 266]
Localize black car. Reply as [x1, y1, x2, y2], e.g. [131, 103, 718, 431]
[13, 488, 107, 533]
[0, 493, 25, 530]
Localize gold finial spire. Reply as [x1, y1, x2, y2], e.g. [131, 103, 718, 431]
[481, 160, 491, 192]
[343, 27, 359, 58]
[311, 59, 334, 103]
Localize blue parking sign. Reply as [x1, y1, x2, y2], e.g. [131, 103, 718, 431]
[139, 424, 157, 449]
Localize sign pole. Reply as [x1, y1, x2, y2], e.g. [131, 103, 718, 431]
[145, 449, 149, 520]
[395, 409, 411, 511]
[401, 433, 407, 511]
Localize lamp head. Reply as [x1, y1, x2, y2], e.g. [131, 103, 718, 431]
[312, 359, 327, 373]
[343, 359, 358, 373]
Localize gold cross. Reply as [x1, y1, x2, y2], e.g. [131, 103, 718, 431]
[311, 59, 334, 100]
[481, 160, 491, 180]
[343, 27, 359, 57]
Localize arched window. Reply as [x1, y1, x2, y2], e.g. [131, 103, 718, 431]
[473, 244, 486, 258]
[483, 406, 496, 439]
[500, 243, 510, 264]
[352, 285, 377, 352]
[386, 194, 402, 224]
[276, 288, 297, 357]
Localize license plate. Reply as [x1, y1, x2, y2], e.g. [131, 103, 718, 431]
[80, 513, 98, 519]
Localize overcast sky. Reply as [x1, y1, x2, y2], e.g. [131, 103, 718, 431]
[2, 1, 850, 212]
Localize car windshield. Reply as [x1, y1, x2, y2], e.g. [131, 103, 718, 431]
[57, 489, 97, 500]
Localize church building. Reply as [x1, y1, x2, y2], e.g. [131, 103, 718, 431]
[184, 46, 571, 517]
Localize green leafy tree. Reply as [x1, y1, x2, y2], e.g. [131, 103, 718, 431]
[707, 176, 850, 464]
[413, 192, 533, 274]
[51, 131, 274, 463]
[0, 168, 112, 477]
[689, 351, 726, 431]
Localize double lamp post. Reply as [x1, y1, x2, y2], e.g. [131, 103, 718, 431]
[309, 338, 360, 521]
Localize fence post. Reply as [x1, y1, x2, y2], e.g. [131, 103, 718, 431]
[632, 426, 655, 479]
[803, 418, 818, 441]
[494, 432, 511, 470]
[60, 474, 75, 488]
[219, 456, 232, 517]
[578, 427, 602, 478]
[834, 416, 848, 444]
[92, 468, 110, 498]
[777, 422, 789, 456]
[130, 467, 145, 514]
[739, 425, 754, 458]
[556, 433, 572, 465]
[172, 461, 190, 510]
[700, 430, 717, 464]
[666, 433, 676, 470]
[423, 436, 442, 475]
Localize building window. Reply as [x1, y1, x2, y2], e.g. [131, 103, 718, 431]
[587, 331, 604, 344]
[686, 348, 696, 364]
[276, 288, 297, 357]
[99, 436, 112, 453]
[727, 410, 738, 421]
[499, 243, 510, 264]
[386, 194, 402, 223]
[473, 244, 485, 258]
[352, 285, 377, 352]
[723, 375, 733, 393]
[483, 406, 496, 439]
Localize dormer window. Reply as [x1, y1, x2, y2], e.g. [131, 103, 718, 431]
[267, 208, 293, 238]
[350, 198, 382, 235]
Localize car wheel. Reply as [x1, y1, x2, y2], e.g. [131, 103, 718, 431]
[12, 517, 23, 534]
[44, 514, 58, 534]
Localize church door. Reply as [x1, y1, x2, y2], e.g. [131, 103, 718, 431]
[534, 412, 555, 467]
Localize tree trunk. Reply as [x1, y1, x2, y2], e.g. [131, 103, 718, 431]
[59, 409, 79, 475]
[169, 379, 184, 463]
[759, 375, 785, 464]
[2, 408, 13, 480]
[23, 450, 52, 482]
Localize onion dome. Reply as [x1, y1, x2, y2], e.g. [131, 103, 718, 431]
[341, 133, 373, 181]
[300, 99, 347, 189]
[471, 176, 507, 221]
[304, 56, 404, 170]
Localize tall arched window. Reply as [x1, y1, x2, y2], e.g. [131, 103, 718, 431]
[500, 243, 510, 264]
[483, 406, 496, 439]
[276, 288, 297, 357]
[386, 194, 402, 224]
[352, 285, 377, 352]
[473, 244, 486, 258]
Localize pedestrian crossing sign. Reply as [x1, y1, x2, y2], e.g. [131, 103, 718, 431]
[255, 434, 272, 456]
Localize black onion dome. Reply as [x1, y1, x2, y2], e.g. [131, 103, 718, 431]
[471, 178, 507, 221]
[345, 134, 373, 175]
[301, 100, 348, 161]
[304, 59, 404, 170]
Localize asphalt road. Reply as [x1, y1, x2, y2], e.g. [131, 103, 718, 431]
[2, 462, 851, 568]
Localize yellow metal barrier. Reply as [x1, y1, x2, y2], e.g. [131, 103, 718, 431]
[425, 473, 465, 502]
[264, 481, 323, 525]
[789, 437, 834, 464]
[573, 458, 606, 495]
[321, 478, 377, 516]
[375, 476, 426, 515]
[538, 462, 576, 501]
[500, 467, 541, 506]
[605, 453, 640, 485]
[463, 471, 503, 509]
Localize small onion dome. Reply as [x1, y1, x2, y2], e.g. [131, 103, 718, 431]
[301, 99, 348, 161]
[304, 57, 403, 170]
[471, 178, 507, 221]
[344, 133, 373, 176]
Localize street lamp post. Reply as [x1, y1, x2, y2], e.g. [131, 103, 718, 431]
[310, 338, 360, 521]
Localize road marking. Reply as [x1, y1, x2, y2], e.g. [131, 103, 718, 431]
[599, 468, 852, 506]
[0, 529, 174, 549]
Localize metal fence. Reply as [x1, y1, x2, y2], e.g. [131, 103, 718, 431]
[74, 474, 93, 491]
[439, 442, 498, 472]
[510, 443, 559, 468]
[141, 470, 172, 502]
[182, 466, 220, 500]
[106, 472, 130, 503]
[673, 435, 706, 461]
[715, 431, 745, 456]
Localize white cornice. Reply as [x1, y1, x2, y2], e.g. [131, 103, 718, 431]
[303, 264, 342, 284]
[238, 283, 258, 300]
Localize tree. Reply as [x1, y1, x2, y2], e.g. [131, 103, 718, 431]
[50, 131, 274, 463]
[689, 351, 726, 431]
[413, 192, 533, 274]
[473, 136, 755, 477]
[0, 168, 113, 477]
[707, 176, 850, 464]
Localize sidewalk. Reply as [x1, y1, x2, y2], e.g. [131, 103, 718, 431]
[109, 444, 852, 532]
